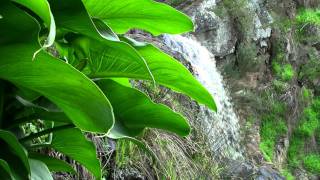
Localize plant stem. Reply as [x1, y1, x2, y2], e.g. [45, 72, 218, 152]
[19, 124, 75, 143]
[0, 81, 5, 128]
[5, 115, 37, 130]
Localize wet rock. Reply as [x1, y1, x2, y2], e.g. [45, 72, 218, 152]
[222, 160, 256, 179]
[255, 166, 285, 180]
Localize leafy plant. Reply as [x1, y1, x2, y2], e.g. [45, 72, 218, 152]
[296, 8, 320, 26]
[303, 154, 320, 174]
[0, 0, 216, 179]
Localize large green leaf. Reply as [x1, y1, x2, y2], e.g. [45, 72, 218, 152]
[114, 37, 217, 111]
[0, 2, 114, 133]
[29, 153, 76, 174]
[97, 79, 191, 137]
[13, 0, 56, 47]
[50, 128, 101, 179]
[48, 0, 153, 81]
[0, 159, 14, 180]
[0, 130, 30, 180]
[83, 0, 194, 35]
[29, 159, 53, 180]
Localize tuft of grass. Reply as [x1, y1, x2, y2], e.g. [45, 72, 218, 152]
[287, 96, 320, 174]
[259, 114, 287, 162]
[272, 62, 294, 81]
[296, 8, 320, 26]
[303, 154, 320, 174]
[297, 108, 319, 137]
[287, 135, 305, 168]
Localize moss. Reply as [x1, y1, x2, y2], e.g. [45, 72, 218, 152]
[287, 135, 305, 168]
[281, 168, 295, 180]
[272, 79, 289, 92]
[287, 96, 320, 173]
[299, 52, 320, 83]
[302, 87, 312, 99]
[303, 154, 320, 174]
[296, 9, 320, 26]
[260, 114, 287, 161]
[297, 108, 319, 137]
[282, 64, 295, 81]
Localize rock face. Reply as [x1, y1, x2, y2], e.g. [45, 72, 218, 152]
[158, 0, 319, 179]
[112, 0, 320, 179]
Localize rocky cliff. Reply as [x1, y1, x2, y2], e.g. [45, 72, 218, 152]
[108, 0, 320, 179]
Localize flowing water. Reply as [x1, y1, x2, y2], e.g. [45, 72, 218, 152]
[163, 34, 243, 161]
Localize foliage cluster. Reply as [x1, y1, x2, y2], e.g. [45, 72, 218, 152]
[296, 9, 320, 26]
[303, 154, 320, 174]
[259, 100, 288, 162]
[0, 0, 216, 179]
[272, 53, 295, 82]
[287, 97, 320, 173]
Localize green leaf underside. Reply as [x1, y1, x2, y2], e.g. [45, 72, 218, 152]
[13, 0, 56, 47]
[29, 153, 76, 174]
[49, 0, 153, 81]
[29, 159, 53, 180]
[50, 128, 101, 179]
[83, 0, 194, 35]
[0, 2, 114, 133]
[97, 79, 191, 137]
[0, 159, 13, 180]
[0, 130, 30, 180]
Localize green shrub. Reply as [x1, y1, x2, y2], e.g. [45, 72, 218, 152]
[272, 62, 295, 81]
[303, 154, 320, 174]
[297, 108, 319, 137]
[282, 64, 295, 81]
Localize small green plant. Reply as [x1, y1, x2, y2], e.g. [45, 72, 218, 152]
[287, 96, 320, 173]
[287, 135, 305, 168]
[272, 62, 295, 81]
[303, 154, 320, 174]
[259, 101, 287, 161]
[297, 108, 319, 137]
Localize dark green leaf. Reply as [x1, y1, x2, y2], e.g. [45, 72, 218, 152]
[50, 128, 101, 179]
[0, 130, 30, 180]
[29, 153, 76, 174]
[0, 159, 14, 180]
[83, 0, 194, 35]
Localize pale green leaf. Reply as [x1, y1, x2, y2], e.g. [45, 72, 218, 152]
[29, 159, 53, 180]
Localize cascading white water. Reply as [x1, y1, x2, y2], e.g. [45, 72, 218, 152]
[163, 35, 243, 161]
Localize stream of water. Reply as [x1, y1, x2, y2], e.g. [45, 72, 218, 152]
[163, 34, 243, 161]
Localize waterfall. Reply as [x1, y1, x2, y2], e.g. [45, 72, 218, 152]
[162, 35, 243, 161]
